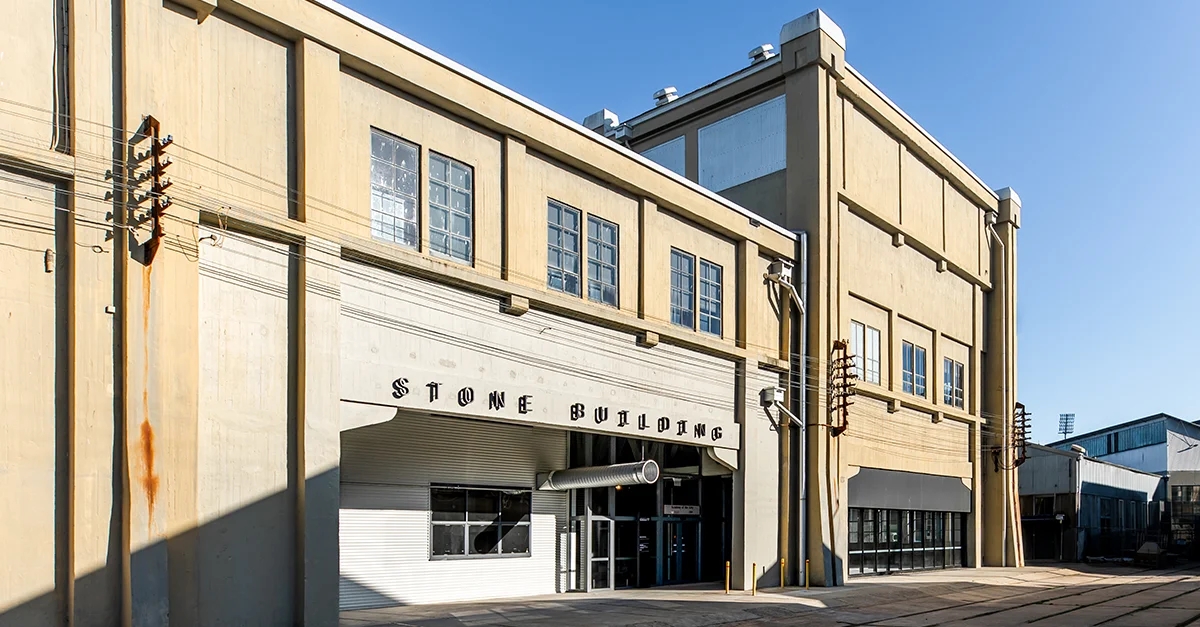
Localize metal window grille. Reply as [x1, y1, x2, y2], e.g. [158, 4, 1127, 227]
[586, 216, 619, 306]
[430, 486, 532, 559]
[698, 259, 723, 336]
[850, 321, 866, 380]
[669, 249, 695, 329]
[429, 153, 474, 264]
[547, 200, 582, 296]
[370, 129, 420, 248]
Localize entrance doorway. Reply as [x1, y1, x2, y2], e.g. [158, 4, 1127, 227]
[568, 433, 730, 591]
[663, 520, 699, 584]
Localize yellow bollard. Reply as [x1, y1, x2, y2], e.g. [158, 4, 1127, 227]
[725, 561, 731, 594]
[781, 557, 786, 589]
[805, 559, 810, 590]
[752, 562, 757, 596]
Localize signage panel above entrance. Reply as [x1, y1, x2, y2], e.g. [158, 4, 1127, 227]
[339, 262, 741, 450]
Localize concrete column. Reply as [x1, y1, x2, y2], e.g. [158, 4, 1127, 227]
[70, 0, 122, 624]
[982, 189, 1021, 567]
[296, 238, 342, 627]
[780, 9, 846, 587]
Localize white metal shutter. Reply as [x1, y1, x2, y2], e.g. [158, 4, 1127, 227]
[339, 411, 567, 609]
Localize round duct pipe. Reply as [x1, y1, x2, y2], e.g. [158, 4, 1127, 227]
[537, 460, 660, 491]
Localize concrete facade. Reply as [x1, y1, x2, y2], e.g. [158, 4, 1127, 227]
[622, 9, 1022, 585]
[0, 0, 796, 624]
[0, 3, 1019, 626]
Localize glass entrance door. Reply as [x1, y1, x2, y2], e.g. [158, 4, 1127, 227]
[663, 520, 699, 584]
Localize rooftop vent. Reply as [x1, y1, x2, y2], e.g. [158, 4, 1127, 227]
[748, 44, 777, 64]
[653, 86, 679, 107]
[582, 109, 620, 135]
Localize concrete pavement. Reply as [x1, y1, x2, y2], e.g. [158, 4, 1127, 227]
[340, 563, 1200, 627]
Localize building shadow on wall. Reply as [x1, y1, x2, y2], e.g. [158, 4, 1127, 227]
[0, 468, 407, 627]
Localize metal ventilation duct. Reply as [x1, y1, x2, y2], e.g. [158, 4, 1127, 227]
[536, 460, 660, 491]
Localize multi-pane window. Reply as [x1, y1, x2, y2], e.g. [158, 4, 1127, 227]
[587, 216, 618, 307]
[669, 249, 695, 328]
[429, 153, 473, 264]
[430, 486, 531, 558]
[849, 320, 881, 384]
[547, 201, 581, 295]
[943, 358, 965, 409]
[370, 129, 419, 248]
[902, 341, 927, 397]
[698, 260, 723, 336]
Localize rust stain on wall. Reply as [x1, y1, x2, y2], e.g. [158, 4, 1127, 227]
[140, 264, 156, 529]
[139, 418, 160, 524]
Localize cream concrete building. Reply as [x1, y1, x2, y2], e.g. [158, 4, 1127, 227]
[620, 9, 1023, 586]
[0, 2, 1018, 626]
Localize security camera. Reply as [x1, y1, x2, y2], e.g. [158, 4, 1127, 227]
[760, 386, 784, 408]
[766, 259, 794, 282]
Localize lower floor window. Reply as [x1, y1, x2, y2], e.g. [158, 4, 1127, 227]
[848, 508, 965, 575]
[430, 486, 532, 558]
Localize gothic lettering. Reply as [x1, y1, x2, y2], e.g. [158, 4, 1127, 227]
[427, 382, 441, 402]
[638, 413, 648, 430]
[658, 417, 670, 433]
[518, 395, 533, 414]
[594, 407, 609, 424]
[391, 377, 410, 399]
[488, 391, 505, 411]
[694, 423, 707, 439]
[457, 387, 475, 407]
[617, 410, 630, 428]
[570, 403, 585, 421]
[712, 426, 723, 441]
[676, 420, 688, 436]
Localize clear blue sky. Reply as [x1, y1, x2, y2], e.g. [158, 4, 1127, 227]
[340, 0, 1200, 444]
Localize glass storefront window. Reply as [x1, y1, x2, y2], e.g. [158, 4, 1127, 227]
[849, 508, 965, 575]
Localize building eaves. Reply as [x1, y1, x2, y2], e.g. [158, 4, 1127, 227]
[624, 57, 783, 128]
[309, 0, 796, 242]
[1046, 413, 1180, 448]
[1028, 443, 1162, 479]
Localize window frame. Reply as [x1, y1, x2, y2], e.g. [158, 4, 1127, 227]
[546, 199, 582, 296]
[369, 128, 421, 250]
[586, 214, 619, 307]
[669, 248, 696, 329]
[850, 320, 882, 385]
[902, 341, 927, 397]
[429, 485, 533, 560]
[698, 259, 723, 337]
[943, 357, 965, 410]
[428, 151, 475, 265]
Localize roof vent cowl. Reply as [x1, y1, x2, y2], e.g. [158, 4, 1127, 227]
[748, 44, 777, 64]
[653, 86, 679, 107]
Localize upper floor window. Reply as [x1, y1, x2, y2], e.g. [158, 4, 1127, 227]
[640, 136, 686, 177]
[849, 320, 881, 385]
[902, 341, 926, 397]
[547, 200, 582, 296]
[586, 216, 619, 307]
[429, 153, 474, 264]
[669, 249, 695, 328]
[698, 260, 723, 336]
[943, 358, 965, 409]
[697, 95, 786, 191]
[370, 129, 419, 249]
[430, 486, 531, 558]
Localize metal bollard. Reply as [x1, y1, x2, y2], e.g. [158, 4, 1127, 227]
[805, 559, 810, 590]
[781, 557, 786, 588]
[725, 561, 731, 594]
[752, 562, 757, 596]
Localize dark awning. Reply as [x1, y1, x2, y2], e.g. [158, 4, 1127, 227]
[848, 468, 972, 513]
